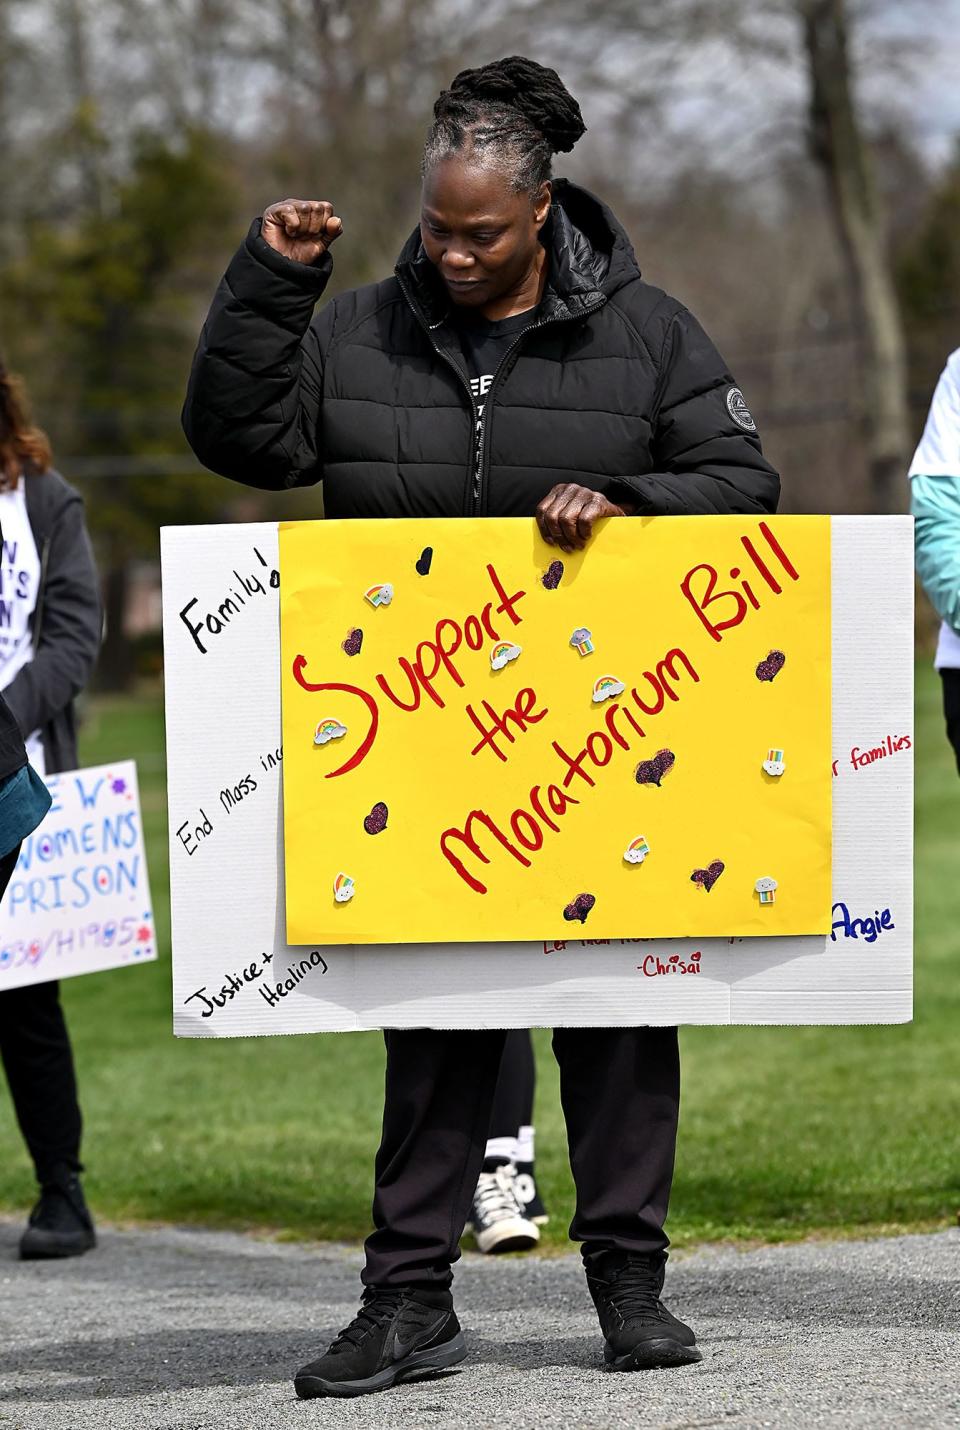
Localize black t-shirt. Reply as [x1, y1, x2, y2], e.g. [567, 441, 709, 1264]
[449, 302, 543, 485]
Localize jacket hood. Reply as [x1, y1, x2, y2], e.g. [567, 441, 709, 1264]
[394, 176, 641, 328]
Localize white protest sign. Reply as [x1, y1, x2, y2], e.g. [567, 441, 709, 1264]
[0, 760, 156, 991]
[161, 518, 912, 1036]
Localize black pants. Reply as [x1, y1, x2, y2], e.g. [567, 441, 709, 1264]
[942, 669, 960, 775]
[489, 1028, 535, 1140]
[0, 842, 83, 1184]
[363, 1025, 680, 1289]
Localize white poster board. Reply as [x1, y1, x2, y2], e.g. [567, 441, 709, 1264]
[161, 519, 913, 1036]
[0, 760, 156, 991]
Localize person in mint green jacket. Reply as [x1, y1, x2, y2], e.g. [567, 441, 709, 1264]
[910, 348, 960, 772]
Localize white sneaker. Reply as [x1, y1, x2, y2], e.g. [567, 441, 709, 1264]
[468, 1163, 540, 1254]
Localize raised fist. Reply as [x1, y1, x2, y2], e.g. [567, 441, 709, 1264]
[261, 199, 344, 265]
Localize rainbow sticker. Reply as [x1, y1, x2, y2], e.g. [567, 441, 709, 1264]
[490, 641, 522, 671]
[623, 836, 650, 865]
[762, 747, 786, 776]
[333, 872, 355, 903]
[314, 719, 347, 746]
[755, 876, 778, 904]
[364, 583, 394, 608]
[591, 674, 626, 703]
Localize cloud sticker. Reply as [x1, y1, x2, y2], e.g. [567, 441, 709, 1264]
[333, 872, 355, 903]
[762, 758, 786, 777]
[755, 877, 778, 894]
[592, 675, 625, 703]
[490, 642, 522, 671]
[623, 837, 650, 865]
[314, 720, 348, 746]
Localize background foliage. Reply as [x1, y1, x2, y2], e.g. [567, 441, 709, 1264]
[0, 3, 958, 680]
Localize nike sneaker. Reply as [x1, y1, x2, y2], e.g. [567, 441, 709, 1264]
[294, 1286, 466, 1399]
[585, 1248, 701, 1370]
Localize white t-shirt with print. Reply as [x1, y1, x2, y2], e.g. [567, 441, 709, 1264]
[0, 478, 44, 773]
[909, 350, 960, 670]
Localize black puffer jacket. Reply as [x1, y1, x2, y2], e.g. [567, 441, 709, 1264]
[182, 178, 779, 518]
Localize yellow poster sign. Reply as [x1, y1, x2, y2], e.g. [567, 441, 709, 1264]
[279, 516, 831, 944]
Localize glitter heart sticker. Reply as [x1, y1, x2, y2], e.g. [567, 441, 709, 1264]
[691, 860, 725, 892]
[635, 749, 676, 787]
[541, 560, 564, 590]
[563, 892, 596, 924]
[363, 802, 388, 835]
[755, 650, 786, 682]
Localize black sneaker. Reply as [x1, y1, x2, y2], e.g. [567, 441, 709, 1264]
[19, 1171, 96, 1261]
[585, 1248, 701, 1370]
[294, 1286, 466, 1399]
[514, 1159, 549, 1225]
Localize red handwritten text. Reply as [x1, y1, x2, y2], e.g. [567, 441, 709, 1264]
[681, 520, 799, 642]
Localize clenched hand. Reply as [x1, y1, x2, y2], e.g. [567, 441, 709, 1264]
[261, 199, 344, 265]
[536, 483, 635, 552]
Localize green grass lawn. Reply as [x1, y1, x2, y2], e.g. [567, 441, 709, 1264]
[0, 665, 956, 1249]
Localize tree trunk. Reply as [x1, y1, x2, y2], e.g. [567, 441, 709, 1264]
[801, 0, 909, 513]
[0, 0, 16, 264]
[57, 0, 105, 218]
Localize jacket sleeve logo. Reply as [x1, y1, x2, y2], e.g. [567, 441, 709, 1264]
[725, 387, 757, 432]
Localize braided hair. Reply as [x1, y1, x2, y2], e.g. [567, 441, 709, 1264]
[422, 56, 586, 195]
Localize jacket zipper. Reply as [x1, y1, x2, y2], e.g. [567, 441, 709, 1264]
[396, 272, 606, 516]
[395, 272, 480, 516]
[472, 298, 606, 515]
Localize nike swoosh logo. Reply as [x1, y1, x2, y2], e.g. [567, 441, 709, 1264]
[392, 1312, 447, 1361]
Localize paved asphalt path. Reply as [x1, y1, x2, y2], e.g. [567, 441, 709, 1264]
[0, 1220, 956, 1429]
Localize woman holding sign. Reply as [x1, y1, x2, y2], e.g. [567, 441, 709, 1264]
[0, 358, 102, 1258]
[183, 57, 779, 1398]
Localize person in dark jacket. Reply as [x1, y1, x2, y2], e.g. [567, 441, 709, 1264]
[0, 357, 102, 1258]
[182, 57, 779, 1399]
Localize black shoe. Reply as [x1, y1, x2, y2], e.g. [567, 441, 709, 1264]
[294, 1286, 467, 1399]
[585, 1248, 702, 1370]
[19, 1171, 97, 1261]
[514, 1160, 549, 1225]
